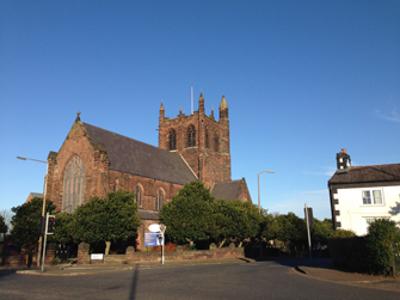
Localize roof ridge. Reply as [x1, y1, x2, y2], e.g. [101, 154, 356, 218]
[350, 163, 400, 169]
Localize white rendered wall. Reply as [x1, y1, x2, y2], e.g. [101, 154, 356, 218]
[333, 185, 400, 236]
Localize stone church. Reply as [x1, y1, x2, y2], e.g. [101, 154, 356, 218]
[45, 94, 251, 248]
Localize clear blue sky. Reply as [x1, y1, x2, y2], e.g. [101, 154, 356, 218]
[1, 0, 399, 219]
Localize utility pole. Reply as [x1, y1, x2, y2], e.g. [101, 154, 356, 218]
[304, 203, 312, 258]
[17, 156, 48, 268]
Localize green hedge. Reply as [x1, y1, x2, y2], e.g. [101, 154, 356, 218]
[329, 220, 400, 275]
[366, 219, 400, 275]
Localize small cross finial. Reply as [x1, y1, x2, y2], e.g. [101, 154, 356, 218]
[76, 112, 81, 122]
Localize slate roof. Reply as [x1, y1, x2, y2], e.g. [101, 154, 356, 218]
[211, 179, 248, 201]
[329, 164, 400, 185]
[82, 122, 197, 185]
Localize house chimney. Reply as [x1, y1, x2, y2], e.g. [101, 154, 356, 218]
[336, 148, 351, 170]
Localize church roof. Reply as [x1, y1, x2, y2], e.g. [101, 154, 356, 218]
[328, 163, 400, 185]
[82, 122, 197, 185]
[211, 179, 250, 201]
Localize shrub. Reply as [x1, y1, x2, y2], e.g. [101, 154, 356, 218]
[328, 220, 400, 275]
[331, 229, 356, 239]
[366, 219, 400, 275]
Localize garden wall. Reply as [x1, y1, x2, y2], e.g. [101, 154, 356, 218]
[78, 244, 245, 265]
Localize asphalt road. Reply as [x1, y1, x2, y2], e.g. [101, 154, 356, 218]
[0, 261, 398, 300]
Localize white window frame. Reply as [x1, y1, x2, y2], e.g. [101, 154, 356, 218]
[361, 189, 384, 206]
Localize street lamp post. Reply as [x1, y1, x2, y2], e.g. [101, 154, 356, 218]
[16, 156, 48, 269]
[257, 169, 275, 213]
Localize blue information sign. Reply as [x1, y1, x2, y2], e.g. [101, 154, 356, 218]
[144, 232, 161, 247]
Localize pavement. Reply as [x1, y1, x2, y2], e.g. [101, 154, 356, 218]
[295, 263, 400, 293]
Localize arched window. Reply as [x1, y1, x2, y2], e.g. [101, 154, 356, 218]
[205, 128, 209, 148]
[214, 134, 220, 152]
[155, 189, 165, 211]
[135, 184, 144, 208]
[62, 156, 85, 213]
[187, 125, 196, 147]
[168, 129, 177, 150]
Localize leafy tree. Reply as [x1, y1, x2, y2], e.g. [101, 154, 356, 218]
[0, 214, 7, 236]
[160, 181, 215, 246]
[1, 209, 13, 234]
[213, 200, 261, 247]
[74, 191, 140, 254]
[279, 213, 307, 254]
[259, 213, 281, 241]
[259, 213, 307, 255]
[52, 212, 75, 245]
[312, 218, 334, 246]
[10, 198, 55, 265]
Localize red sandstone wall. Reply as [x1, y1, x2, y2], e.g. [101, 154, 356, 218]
[159, 107, 231, 188]
[46, 122, 110, 210]
[107, 170, 183, 210]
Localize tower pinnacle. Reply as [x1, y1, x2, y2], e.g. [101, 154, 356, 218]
[159, 102, 165, 120]
[199, 93, 205, 114]
[219, 96, 229, 119]
[220, 96, 228, 110]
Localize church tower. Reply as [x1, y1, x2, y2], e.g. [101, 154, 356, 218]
[158, 94, 231, 187]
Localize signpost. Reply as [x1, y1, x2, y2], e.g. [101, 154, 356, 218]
[304, 204, 313, 258]
[41, 212, 55, 272]
[148, 223, 166, 265]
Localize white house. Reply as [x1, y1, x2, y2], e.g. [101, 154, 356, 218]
[328, 149, 400, 236]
